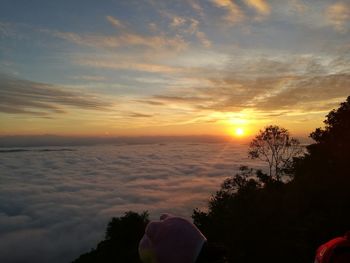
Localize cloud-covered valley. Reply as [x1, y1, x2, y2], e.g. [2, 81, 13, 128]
[0, 142, 265, 263]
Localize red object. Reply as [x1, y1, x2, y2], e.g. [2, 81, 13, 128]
[315, 232, 350, 263]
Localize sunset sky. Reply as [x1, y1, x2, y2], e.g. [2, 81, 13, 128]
[0, 0, 349, 138]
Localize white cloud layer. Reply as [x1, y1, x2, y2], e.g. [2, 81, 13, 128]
[0, 143, 265, 263]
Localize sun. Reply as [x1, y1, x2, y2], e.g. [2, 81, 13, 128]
[235, 127, 245, 137]
[228, 127, 247, 138]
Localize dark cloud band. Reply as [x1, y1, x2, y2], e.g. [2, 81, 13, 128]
[0, 74, 112, 116]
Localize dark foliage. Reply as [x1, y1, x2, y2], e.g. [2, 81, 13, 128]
[196, 242, 228, 263]
[193, 96, 350, 263]
[72, 211, 149, 263]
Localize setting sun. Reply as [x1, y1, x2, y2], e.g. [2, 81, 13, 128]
[228, 126, 248, 138]
[235, 128, 245, 136]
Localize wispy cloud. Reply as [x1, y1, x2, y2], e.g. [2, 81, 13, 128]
[210, 0, 244, 24]
[160, 11, 212, 48]
[187, 0, 205, 17]
[170, 15, 187, 28]
[288, 0, 308, 14]
[76, 57, 184, 74]
[49, 30, 188, 51]
[209, 0, 271, 24]
[106, 15, 126, 29]
[0, 22, 13, 38]
[127, 112, 154, 118]
[71, 75, 106, 82]
[0, 74, 112, 116]
[195, 31, 212, 48]
[244, 0, 270, 15]
[254, 73, 350, 111]
[326, 2, 350, 32]
[135, 54, 350, 116]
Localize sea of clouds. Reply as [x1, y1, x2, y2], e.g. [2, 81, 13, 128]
[0, 142, 265, 263]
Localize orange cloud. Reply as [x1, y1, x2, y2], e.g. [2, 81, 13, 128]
[210, 0, 244, 24]
[326, 2, 350, 32]
[50, 31, 188, 51]
[76, 58, 184, 74]
[244, 0, 270, 15]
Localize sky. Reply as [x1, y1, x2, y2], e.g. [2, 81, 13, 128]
[0, 0, 350, 138]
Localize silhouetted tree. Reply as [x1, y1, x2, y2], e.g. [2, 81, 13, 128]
[208, 166, 261, 212]
[193, 165, 285, 262]
[248, 125, 302, 181]
[308, 96, 350, 165]
[72, 211, 149, 263]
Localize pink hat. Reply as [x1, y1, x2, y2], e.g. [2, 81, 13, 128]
[139, 214, 207, 263]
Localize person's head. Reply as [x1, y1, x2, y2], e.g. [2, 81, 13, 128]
[138, 214, 206, 263]
[315, 232, 350, 263]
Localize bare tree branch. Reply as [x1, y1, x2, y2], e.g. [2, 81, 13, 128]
[248, 125, 302, 181]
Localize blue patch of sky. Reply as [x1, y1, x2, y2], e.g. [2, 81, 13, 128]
[1, 0, 113, 32]
[0, 0, 160, 35]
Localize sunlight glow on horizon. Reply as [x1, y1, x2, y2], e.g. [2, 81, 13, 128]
[227, 126, 249, 139]
[235, 127, 245, 137]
